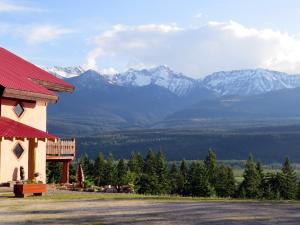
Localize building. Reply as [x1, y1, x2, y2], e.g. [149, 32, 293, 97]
[0, 47, 75, 184]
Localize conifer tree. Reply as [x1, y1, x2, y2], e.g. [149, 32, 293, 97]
[180, 160, 189, 195]
[187, 162, 213, 197]
[169, 162, 183, 195]
[155, 150, 170, 194]
[297, 181, 300, 200]
[116, 159, 128, 186]
[80, 153, 94, 179]
[215, 165, 235, 197]
[103, 153, 116, 185]
[204, 148, 218, 187]
[261, 172, 280, 200]
[94, 152, 105, 186]
[46, 162, 62, 183]
[128, 152, 144, 175]
[278, 158, 298, 199]
[240, 154, 261, 199]
[138, 150, 159, 194]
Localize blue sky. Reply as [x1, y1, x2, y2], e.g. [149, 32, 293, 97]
[1, 0, 300, 77]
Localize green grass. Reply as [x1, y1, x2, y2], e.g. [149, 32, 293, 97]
[34, 192, 300, 204]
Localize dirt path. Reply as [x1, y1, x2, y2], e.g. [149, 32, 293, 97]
[0, 193, 299, 224]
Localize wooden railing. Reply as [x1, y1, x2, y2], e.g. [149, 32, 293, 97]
[46, 139, 76, 161]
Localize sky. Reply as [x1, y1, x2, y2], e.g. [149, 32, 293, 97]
[1, 0, 300, 78]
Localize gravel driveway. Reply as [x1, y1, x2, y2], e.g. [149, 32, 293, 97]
[0, 191, 299, 224]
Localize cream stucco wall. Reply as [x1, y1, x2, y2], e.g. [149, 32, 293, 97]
[0, 99, 47, 183]
[0, 139, 46, 183]
[1, 99, 47, 131]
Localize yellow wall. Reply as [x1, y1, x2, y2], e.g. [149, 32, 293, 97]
[0, 99, 47, 183]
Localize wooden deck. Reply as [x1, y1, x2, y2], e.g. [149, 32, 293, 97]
[46, 139, 75, 161]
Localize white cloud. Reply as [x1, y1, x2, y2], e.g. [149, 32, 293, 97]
[195, 13, 202, 18]
[99, 67, 119, 75]
[85, 21, 300, 77]
[17, 25, 74, 44]
[0, 0, 39, 12]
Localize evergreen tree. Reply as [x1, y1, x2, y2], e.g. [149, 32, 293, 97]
[261, 172, 280, 200]
[46, 162, 62, 183]
[187, 162, 213, 197]
[240, 154, 261, 199]
[138, 150, 159, 194]
[116, 159, 128, 185]
[215, 165, 235, 197]
[180, 160, 189, 195]
[169, 162, 184, 195]
[103, 153, 116, 185]
[128, 152, 144, 175]
[155, 150, 170, 194]
[94, 152, 105, 186]
[80, 154, 94, 179]
[127, 152, 144, 192]
[204, 148, 218, 187]
[297, 181, 300, 200]
[278, 158, 298, 200]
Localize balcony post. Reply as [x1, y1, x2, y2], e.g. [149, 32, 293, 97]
[60, 161, 70, 184]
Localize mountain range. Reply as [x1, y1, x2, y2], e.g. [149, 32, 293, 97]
[46, 66, 300, 136]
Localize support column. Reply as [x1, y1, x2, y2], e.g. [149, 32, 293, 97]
[61, 161, 70, 184]
[28, 139, 38, 180]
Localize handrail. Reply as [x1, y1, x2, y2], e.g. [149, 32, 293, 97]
[46, 139, 75, 159]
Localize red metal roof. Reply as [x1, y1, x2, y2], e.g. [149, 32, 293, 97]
[0, 116, 57, 140]
[0, 47, 74, 99]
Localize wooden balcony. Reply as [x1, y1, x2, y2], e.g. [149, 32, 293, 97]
[46, 139, 75, 161]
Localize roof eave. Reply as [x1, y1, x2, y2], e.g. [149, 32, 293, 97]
[3, 88, 58, 103]
[30, 78, 75, 93]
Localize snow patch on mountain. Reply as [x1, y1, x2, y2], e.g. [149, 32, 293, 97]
[202, 69, 300, 96]
[109, 65, 196, 96]
[45, 66, 85, 78]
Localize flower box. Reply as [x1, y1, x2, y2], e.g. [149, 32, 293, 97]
[13, 183, 46, 198]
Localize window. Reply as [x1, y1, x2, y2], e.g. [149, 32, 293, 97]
[14, 103, 24, 117]
[13, 143, 24, 159]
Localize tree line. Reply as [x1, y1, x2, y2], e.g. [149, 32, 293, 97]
[47, 149, 300, 200]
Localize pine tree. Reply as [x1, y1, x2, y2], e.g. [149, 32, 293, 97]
[278, 158, 298, 200]
[169, 162, 183, 195]
[155, 150, 170, 194]
[94, 152, 105, 186]
[116, 159, 128, 186]
[215, 165, 235, 197]
[46, 161, 62, 183]
[297, 181, 300, 200]
[128, 152, 144, 175]
[180, 160, 189, 195]
[262, 172, 280, 200]
[204, 148, 218, 187]
[103, 153, 116, 185]
[240, 154, 261, 199]
[80, 154, 94, 179]
[187, 162, 213, 197]
[138, 150, 159, 194]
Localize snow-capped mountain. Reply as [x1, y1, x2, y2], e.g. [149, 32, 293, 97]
[45, 65, 300, 97]
[45, 66, 85, 78]
[109, 65, 196, 96]
[202, 69, 300, 96]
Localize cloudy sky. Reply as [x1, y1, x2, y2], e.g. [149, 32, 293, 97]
[1, 0, 300, 78]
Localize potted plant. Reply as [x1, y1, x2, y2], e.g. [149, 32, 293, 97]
[14, 168, 46, 198]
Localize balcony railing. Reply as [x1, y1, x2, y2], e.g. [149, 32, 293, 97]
[46, 138, 76, 161]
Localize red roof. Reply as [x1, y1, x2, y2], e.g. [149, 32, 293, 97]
[0, 117, 57, 140]
[0, 47, 74, 101]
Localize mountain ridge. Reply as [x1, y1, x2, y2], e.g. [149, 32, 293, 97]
[45, 66, 300, 97]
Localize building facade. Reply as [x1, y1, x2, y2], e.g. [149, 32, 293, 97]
[0, 47, 74, 184]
